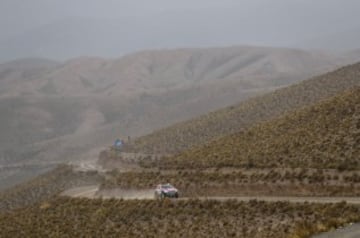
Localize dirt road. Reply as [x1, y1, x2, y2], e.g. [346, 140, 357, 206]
[61, 186, 99, 198]
[61, 186, 154, 200]
[61, 186, 360, 205]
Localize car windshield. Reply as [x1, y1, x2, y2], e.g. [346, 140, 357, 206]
[162, 184, 173, 189]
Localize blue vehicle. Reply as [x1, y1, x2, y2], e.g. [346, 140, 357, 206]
[113, 139, 124, 151]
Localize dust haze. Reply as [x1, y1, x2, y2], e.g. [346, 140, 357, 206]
[1, 0, 360, 189]
[1, 0, 360, 61]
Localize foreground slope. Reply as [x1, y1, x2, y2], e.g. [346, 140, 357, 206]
[129, 62, 360, 154]
[153, 87, 360, 170]
[1, 198, 359, 238]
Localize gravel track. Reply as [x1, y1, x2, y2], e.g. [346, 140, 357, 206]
[62, 186, 360, 204]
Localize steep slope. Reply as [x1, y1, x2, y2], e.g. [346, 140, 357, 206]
[129, 62, 360, 154]
[153, 87, 360, 170]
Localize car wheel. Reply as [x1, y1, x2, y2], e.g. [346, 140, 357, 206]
[160, 193, 165, 199]
[174, 193, 179, 198]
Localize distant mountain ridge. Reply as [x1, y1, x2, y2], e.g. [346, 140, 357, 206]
[0, 46, 349, 98]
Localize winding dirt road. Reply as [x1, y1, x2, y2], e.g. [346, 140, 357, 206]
[61, 186, 360, 204]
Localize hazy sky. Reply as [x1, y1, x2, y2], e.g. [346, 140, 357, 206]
[1, 0, 241, 38]
[1, 0, 359, 39]
[1, 0, 360, 60]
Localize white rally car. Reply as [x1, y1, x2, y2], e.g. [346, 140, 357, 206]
[154, 183, 179, 199]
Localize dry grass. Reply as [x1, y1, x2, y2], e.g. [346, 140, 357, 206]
[145, 87, 359, 170]
[0, 198, 359, 238]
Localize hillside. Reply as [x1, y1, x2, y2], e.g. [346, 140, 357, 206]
[1, 45, 352, 189]
[150, 87, 360, 170]
[1, 198, 359, 238]
[129, 62, 360, 154]
[93, 86, 360, 205]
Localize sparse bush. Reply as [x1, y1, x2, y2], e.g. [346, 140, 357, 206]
[144, 88, 360, 171]
[1, 198, 360, 238]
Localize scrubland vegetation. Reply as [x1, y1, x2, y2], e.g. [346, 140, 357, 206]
[128, 63, 360, 154]
[87, 77, 360, 237]
[0, 165, 100, 212]
[0, 197, 359, 238]
[144, 87, 359, 170]
[101, 169, 360, 197]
